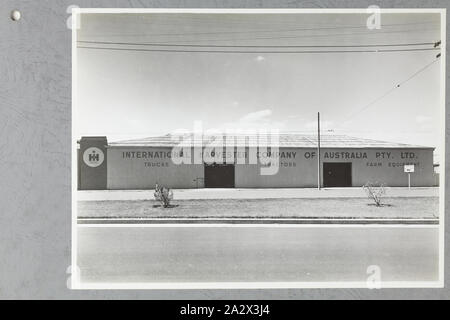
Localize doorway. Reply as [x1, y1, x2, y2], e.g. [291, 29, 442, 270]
[323, 162, 352, 187]
[204, 163, 235, 188]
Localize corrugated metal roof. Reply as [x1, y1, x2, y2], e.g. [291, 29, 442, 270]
[107, 133, 433, 149]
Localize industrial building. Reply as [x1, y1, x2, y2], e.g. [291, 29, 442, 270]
[77, 133, 436, 190]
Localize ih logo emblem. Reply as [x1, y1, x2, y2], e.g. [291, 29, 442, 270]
[83, 147, 105, 167]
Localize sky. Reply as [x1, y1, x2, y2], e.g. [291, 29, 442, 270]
[75, 12, 443, 160]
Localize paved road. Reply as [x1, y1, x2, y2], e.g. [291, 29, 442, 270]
[77, 225, 439, 287]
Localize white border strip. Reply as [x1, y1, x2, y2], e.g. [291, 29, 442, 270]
[76, 8, 445, 14]
[71, 8, 446, 290]
[71, 10, 78, 291]
[77, 223, 439, 228]
[76, 281, 443, 290]
[438, 8, 446, 287]
[77, 217, 438, 221]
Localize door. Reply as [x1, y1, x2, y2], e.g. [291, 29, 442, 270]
[323, 162, 352, 187]
[204, 163, 235, 188]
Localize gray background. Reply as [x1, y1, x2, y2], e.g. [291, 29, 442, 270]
[0, 0, 448, 299]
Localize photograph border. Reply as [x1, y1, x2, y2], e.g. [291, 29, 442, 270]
[71, 7, 446, 290]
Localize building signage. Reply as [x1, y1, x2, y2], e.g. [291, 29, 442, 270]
[122, 151, 173, 159]
[118, 148, 422, 174]
[83, 147, 105, 167]
[323, 151, 368, 159]
[122, 150, 298, 160]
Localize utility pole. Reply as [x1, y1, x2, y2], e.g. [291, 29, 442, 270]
[317, 112, 321, 190]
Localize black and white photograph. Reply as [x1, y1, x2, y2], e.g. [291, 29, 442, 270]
[72, 8, 445, 289]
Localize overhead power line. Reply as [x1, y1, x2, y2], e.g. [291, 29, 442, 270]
[337, 56, 441, 126]
[77, 46, 440, 54]
[77, 40, 435, 48]
[81, 20, 439, 38]
[143, 27, 440, 44]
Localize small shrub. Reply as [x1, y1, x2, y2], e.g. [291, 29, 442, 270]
[154, 184, 173, 208]
[363, 182, 386, 207]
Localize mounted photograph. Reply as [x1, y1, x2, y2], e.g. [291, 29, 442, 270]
[72, 8, 445, 289]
